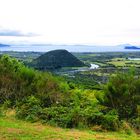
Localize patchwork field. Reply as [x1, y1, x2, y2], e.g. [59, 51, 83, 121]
[107, 58, 140, 67]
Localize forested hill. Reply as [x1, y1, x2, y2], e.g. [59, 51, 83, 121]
[30, 49, 85, 70]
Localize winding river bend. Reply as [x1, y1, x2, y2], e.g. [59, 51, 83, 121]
[56, 63, 99, 75]
[90, 64, 99, 69]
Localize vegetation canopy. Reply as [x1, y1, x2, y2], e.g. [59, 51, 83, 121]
[0, 55, 139, 137]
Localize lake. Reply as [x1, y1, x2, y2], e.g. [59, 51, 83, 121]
[1, 45, 140, 52]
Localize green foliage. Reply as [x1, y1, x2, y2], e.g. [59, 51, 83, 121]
[103, 71, 140, 119]
[16, 96, 42, 122]
[0, 55, 35, 104]
[41, 106, 72, 127]
[0, 106, 5, 117]
[130, 117, 140, 131]
[0, 55, 139, 133]
[0, 55, 68, 106]
[121, 121, 134, 135]
[38, 90, 104, 129]
[101, 109, 119, 131]
[65, 73, 100, 90]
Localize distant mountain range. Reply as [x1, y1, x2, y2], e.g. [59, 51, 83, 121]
[124, 46, 140, 50]
[0, 43, 10, 47]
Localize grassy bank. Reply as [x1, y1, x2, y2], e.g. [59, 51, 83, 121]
[0, 116, 139, 140]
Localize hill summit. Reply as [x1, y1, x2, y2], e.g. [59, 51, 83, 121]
[30, 49, 85, 70]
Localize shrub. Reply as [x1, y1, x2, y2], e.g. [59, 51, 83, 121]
[121, 121, 134, 135]
[129, 117, 140, 131]
[16, 96, 42, 122]
[103, 71, 140, 119]
[101, 109, 120, 131]
[0, 106, 6, 117]
[40, 106, 72, 127]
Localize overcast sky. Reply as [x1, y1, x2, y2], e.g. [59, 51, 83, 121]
[0, 0, 140, 45]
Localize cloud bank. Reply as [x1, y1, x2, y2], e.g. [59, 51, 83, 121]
[0, 28, 37, 37]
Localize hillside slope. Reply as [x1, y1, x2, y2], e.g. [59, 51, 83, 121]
[30, 49, 85, 70]
[0, 115, 139, 140]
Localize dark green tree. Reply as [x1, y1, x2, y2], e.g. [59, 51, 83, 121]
[103, 70, 140, 119]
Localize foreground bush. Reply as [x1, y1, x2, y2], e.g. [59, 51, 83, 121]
[96, 70, 140, 131]
[15, 89, 120, 130]
[16, 96, 42, 122]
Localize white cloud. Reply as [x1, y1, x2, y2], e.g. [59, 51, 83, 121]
[0, 0, 140, 45]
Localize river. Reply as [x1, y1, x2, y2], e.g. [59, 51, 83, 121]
[90, 64, 99, 69]
[56, 63, 99, 75]
[128, 58, 140, 60]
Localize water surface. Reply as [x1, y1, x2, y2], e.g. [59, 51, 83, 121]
[1, 45, 140, 52]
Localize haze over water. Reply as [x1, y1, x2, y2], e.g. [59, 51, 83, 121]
[0, 45, 140, 52]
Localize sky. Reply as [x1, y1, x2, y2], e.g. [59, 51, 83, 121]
[0, 0, 140, 45]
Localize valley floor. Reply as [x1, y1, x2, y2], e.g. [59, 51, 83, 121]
[0, 116, 139, 140]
